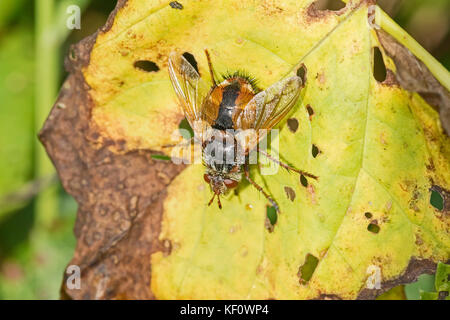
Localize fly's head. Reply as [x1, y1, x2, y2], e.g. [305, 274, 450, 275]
[203, 166, 242, 209]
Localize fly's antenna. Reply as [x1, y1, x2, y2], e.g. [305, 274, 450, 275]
[204, 49, 217, 86]
[208, 193, 216, 207]
[217, 194, 222, 209]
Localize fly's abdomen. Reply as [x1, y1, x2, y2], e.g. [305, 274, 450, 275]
[212, 81, 241, 130]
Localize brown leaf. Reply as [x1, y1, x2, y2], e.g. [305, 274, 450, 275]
[377, 30, 450, 136]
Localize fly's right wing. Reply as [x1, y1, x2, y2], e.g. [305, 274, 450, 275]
[234, 76, 303, 153]
[235, 76, 303, 131]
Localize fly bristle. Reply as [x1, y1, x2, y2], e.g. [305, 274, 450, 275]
[221, 70, 261, 93]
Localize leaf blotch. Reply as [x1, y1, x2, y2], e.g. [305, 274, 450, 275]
[162, 239, 172, 256]
[169, 1, 183, 10]
[287, 118, 299, 133]
[284, 186, 296, 202]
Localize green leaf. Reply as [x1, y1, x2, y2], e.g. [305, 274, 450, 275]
[435, 262, 450, 293]
[0, 26, 35, 219]
[419, 290, 439, 300]
[0, 0, 27, 30]
[405, 274, 435, 300]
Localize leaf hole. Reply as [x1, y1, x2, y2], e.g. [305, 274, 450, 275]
[266, 206, 277, 232]
[169, 1, 183, 9]
[430, 189, 444, 211]
[367, 222, 380, 234]
[298, 253, 319, 284]
[306, 104, 314, 119]
[314, 0, 346, 11]
[178, 118, 194, 140]
[296, 64, 307, 85]
[300, 175, 308, 187]
[134, 60, 160, 72]
[284, 186, 296, 202]
[373, 47, 387, 82]
[312, 144, 320, 158]
[182, 52, 199, 74]
[69, 48, 77, 61]
[364, 212, 373, 219]
[287, 118, 299, 133]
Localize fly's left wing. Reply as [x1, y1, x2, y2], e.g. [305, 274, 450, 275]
[234, 76, 303, 152]
[168, 52, 211, 128]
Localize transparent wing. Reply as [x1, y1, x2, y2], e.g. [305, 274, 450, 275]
[168, 52, 211, 127]
[235, 76, 303, 131]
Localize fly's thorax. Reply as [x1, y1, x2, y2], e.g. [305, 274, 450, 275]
[202, 129, 245, 173]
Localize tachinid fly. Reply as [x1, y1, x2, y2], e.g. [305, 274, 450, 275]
[168, 50, 317, 212]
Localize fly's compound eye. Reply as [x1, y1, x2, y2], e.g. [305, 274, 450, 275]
[203, 174, 211, 184]
[224, 179, 238, 189]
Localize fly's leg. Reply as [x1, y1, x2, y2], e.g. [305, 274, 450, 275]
[161, 137, 201, 164]
[161, 137, 195, 149]
[204, 49, 217, 86]
[244, 164, 280, 213]
[258, 150, 318, 180]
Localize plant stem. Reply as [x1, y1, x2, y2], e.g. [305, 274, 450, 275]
[35, 0, 58, 228]
[376, 8, 450, 91]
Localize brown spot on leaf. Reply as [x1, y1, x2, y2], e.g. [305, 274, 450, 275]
[306, 184, 317, 205]
[316, 71, 326, 85]
[162, 239, 172, 256]
[306, 104, 314, 120]
[284, 186, 296, 202]
[287, 118, 299, 133]
[169, 1, 183, 10]
[382, 69, 399, 86]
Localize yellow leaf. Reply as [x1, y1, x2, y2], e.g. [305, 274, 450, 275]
[82, 0, 450, 299]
